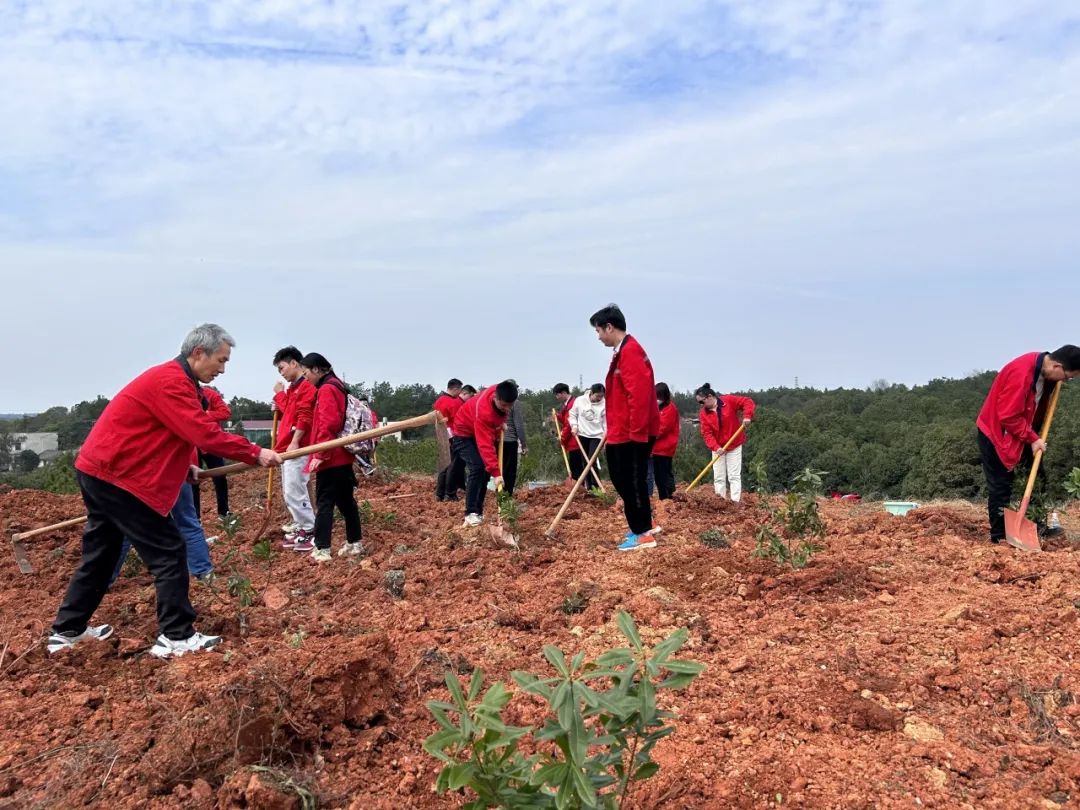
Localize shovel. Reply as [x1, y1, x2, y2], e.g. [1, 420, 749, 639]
[489, 431, 520, 548]
[1004, 380, 1062, 552]
[685, 424, 746, 493]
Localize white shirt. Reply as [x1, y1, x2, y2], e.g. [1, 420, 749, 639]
[569, 395, 607, 439]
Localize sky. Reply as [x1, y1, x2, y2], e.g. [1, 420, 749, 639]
[1, 1, 1079, 412]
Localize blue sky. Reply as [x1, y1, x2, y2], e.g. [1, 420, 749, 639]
[1, 1, 1079, 411]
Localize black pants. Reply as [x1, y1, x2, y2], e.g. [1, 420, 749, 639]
[607, 440, 654, 535]
[977, 430, 1012, 541]
[567, 448, 591, 487]
[196, 453, 230, 516]
[437, 444, 466, 500]
[453, 437, 491, 516]
[502, 441, 520, 495]
[53, 471, 197, 640]
[577, 437, 602, 490]
[314, 465, 362, 550]
[977, 430, 1045, 541]
[652, 455, 676, 499]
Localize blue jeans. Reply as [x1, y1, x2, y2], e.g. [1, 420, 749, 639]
[111, 483, 212, 584]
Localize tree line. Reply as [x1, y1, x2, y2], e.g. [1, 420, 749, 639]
[4, 373, 1079, 505]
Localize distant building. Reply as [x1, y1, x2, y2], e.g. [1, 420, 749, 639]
[238, 420, 275, 444]
[5, 432, 59, 470]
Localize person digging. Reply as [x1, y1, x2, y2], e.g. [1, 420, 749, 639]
[48, 324, 282, 659]
[976, 345, 1080, 547]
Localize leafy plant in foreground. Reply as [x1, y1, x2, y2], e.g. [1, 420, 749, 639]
[424, 611, 705, 809]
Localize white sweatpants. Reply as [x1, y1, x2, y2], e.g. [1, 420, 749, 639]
[282, 458, 315, 530]
[712, 445, 743, 502]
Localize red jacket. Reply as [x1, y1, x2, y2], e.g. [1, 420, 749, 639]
[699, 395, 755, 452]
[652, 403, 681, 457]
[75, 360, 261, 515]
[434, 393, 464, 436]
[977, 352, 1046, 470]
[604, 335, 660, 445]
[272, 377, 316, 453]
[307, 374, 354, 472]
[201, 386, 231, 422]
[451, 386, 509, 476]
[557, 398, 582, 452]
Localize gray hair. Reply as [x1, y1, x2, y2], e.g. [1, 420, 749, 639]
[180, 323, 235, 358]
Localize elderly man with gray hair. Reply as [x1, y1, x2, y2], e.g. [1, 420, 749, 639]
[48, 324, 282, 659]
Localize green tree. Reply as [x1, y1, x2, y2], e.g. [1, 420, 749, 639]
[16, 449, 40, 473]
[902, 419, 983, 499]
[0, 427, 12, 471]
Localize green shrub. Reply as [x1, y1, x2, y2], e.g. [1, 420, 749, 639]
[750, 463, 826, 569]
[699, 529, 729, 549]
[424, 611, 705, 809]
[497, 491, 525, 534]
[589, 488, 618, 507]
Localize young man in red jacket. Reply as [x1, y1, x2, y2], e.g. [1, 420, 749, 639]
[272, 346, 317, 547]
[299, 353, 363, 562]
[695, 383, 755, 503]
[976, 346, 1080, 544]
[434, 378, 465, 501]
[195, 384, 232, 519]
[590, 304, 660, 551]
[450, 380, 519, 527]
[49, 324, 282, 658]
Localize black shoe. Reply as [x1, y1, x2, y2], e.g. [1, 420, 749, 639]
[990, 537, 1002, 545]
[1039, 526, 1064, 538]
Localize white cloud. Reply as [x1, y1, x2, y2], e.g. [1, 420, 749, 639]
[1, 1, 1078, 407]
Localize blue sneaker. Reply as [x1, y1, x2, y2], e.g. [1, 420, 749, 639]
[617, 533, 657, 552]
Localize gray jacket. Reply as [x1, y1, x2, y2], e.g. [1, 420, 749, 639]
[503, 400, 527, 450]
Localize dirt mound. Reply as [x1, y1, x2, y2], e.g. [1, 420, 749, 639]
[2, 477, 1080, 807]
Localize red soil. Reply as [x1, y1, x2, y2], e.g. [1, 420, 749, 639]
[1, 477, 1079, 809]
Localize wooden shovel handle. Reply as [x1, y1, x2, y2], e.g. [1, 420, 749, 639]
[552, 409, 573, 478]
[1018, 381, 1062, 513]
[201, 411, 439, 479]
[497, 430, 505, 492]
[11, 412, 439, 542]
[266, 410, 279, 502]
[686, 424, 746, 492]
[545, 436, 607, 538]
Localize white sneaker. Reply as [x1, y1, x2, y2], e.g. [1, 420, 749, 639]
[462, 513, 483, 528]
[337, 542, 364, 557]
[47, 624, 114, 654]
[149, 631, 222, 659]
[311, 548, 333, 563]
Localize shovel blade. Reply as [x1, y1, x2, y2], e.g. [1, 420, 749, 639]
[1003, 509, 1041, 553]
[12, 540, 34, 574]
[488, 524, 519, 549]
